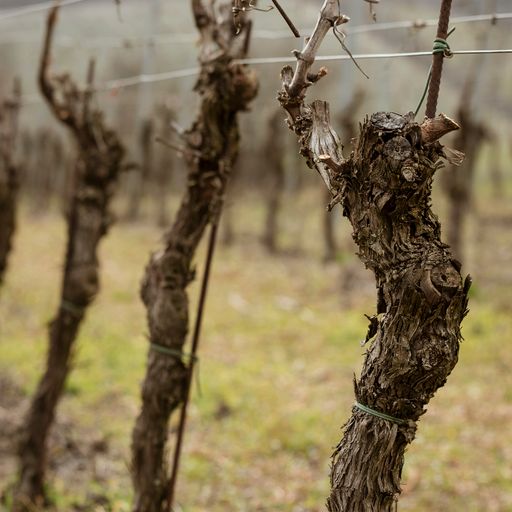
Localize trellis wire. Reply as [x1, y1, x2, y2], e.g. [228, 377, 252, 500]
[1, 11, 511, 46]
[18, 48, 512, 106]
[0, 0, 86, 21]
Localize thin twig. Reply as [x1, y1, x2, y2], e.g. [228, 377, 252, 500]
[38, 4, 80, 133]
[332, 24, 369, 79]
[363, 0, 379, 22]
[286, 0, 345, 99]
[271, 0, 300, 37]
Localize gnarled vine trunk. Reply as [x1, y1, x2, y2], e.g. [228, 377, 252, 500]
[277, 2, 470, 509]
[130, 2, 257, 511]
[14, 7, 125, 510]
[324, 110, 470, 511]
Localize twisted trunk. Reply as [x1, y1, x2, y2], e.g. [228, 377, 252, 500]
[277, 2, 470, 509]
[286, 101, 471, 512]
[324, 110, 470, 511]
[130, 2, 257, 510]
[131, 153, 232, 511]
[15, 158, 119, 505]
[14, 9, 125, 508]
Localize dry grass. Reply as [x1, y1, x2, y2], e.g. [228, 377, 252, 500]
[1, 190, 512, 511]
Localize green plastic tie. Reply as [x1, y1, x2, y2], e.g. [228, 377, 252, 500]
[432, 37, 453, 57]
[354, 401, 406, 425]
[150, 343, 198, 363]
[60, 300, 84, 316]
[414, 27, 456, 117]
[150, 343, 201, 396]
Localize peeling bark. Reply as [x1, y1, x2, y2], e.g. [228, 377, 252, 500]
[0, 79, 21, 288]
[14, 8, 125, 510]
[326, 111, 470, 511]
[278, 2, 470, 509]
[130, 3, 257, 511]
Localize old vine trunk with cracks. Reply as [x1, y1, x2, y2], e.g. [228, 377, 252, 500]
[278, 1, 470, 510]
[130, 2, 257, 511]
[14, 7, 125, 510]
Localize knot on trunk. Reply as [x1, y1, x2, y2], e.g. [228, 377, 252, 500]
[64, 264, 99, 308]
[228, 63, 259, 112]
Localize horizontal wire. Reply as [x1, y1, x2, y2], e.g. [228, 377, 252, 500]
[345, 11, 512, 33]
[238, 48, 512, 66]
[249, 11, 512, 39]
[103, 66, 200, 89]
[20, 48, 512, 106]
[0, 10, 511, 47]
[0, 0, 87, 21]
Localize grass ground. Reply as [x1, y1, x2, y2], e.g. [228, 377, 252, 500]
[1, 189, 512, 511]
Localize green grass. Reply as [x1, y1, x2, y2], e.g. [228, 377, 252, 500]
[1, 193, 512, 511]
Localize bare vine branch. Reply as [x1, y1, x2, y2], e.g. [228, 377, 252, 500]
[286, 0, 346, 101]
[39, 6, 80, 133]
[279, 0, 459, 197]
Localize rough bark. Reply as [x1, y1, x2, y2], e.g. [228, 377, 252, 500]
[262, 109, 285, 253]
[130, 3, 257, 511]
[278, 2, 470, 510]
[325, 111, 469, 511]
[13, 7, 125, 510]
[0, 79, 21, 287]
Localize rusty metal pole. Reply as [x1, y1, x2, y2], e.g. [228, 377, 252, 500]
[425, 0, 452, 118]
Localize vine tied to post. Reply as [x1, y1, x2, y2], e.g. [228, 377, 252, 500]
[425, 0, 453, 118]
